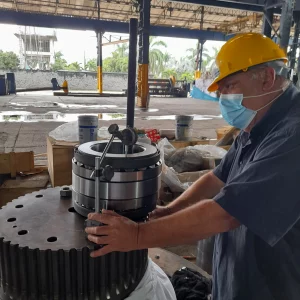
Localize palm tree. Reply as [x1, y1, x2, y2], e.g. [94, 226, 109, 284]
[67, 62, 82, 71]
[149, 37, 167, 77]
[187, 44, 220, 73]
[186, 44, 198, 62]
[112, 43, 129, 59]
[162, 52, 171, 68]
[85, 58, 97, 71]
[162, 68, 177, 79]
[201, 46, 220, 72]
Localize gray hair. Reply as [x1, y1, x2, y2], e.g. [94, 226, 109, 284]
[251, 60, 290, 78]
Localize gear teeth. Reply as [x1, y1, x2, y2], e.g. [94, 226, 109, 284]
[0, 235, 147, 299]
[0, 187, 148, 300]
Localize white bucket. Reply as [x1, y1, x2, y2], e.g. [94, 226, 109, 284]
[78, 115, 98, 144]
[175, 115, 194, 140]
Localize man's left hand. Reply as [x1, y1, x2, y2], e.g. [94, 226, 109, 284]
[85, 210, 139, 258]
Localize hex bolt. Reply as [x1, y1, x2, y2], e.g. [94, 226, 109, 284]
[60, 186, 72, 198]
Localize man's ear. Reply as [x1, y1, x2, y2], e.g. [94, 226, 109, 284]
[262, 67, 276, 91]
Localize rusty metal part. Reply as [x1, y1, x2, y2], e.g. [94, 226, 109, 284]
[0, 187, 148, 300]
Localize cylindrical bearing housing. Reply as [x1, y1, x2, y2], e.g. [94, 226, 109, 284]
[72, 140, 161, 220]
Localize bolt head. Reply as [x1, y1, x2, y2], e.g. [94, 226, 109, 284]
[60, 186, 72, 198]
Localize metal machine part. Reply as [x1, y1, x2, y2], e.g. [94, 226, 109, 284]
[72, 139, 161, 221]
[0, 188, 148, 300]
[74, 140, 160, 169]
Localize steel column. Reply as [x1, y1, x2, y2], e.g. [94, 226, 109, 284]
[127, 18, 138, 128]
[97, 0, 103, 93]
[97, 32, 103, 93]
[195, 6, 205, 78]
[262, 0, 274, 37]
[279, 0, 295, 53]
[137, 0, 151, 109]
[290, 13, 300, 72]
[198, 41, 206, 72]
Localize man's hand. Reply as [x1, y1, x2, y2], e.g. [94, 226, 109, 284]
[85, 210, 139, 258]
[149, 205, 173, 220]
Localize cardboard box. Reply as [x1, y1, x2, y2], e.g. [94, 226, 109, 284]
[47, 136, 77, 187]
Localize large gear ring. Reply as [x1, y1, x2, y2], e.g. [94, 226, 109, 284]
[0, 187, 148, 300]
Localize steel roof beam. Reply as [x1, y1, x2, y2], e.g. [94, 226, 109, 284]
[170, 0, 281, 13]
[0, 9, 226, 40]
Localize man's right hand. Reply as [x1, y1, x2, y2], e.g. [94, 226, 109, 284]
[149, 205, 173, 220]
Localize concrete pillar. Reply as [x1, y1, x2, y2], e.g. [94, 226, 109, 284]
[137, 0, 151, 108]
[279, 0, 294, 53]
[262, 0, 274, 37]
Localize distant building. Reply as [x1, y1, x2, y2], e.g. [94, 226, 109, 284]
[15, 28, 57, 70]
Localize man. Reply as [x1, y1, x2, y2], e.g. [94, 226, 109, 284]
[85, 33, 300, 299]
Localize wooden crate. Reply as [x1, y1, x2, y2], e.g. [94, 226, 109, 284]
[169, 138, 230, 151]
[0, 151, 34, 177]
[216, 126, 234, 140]
[47, 136, 77, 187]
[169, 139, 217, 149]
[0, 172, 49, 207]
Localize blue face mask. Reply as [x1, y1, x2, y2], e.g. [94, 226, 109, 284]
[219, 86, 289, 129]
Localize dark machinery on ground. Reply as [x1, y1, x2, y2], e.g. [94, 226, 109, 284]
[148, 76, 189, 97]
[0, 18, 162, 300]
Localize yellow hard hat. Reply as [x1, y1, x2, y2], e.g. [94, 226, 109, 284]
[207, 32, 288, 92]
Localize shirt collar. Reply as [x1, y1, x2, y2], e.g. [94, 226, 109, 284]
[249, 83, 298, 140]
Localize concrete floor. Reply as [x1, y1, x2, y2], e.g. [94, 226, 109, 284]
[0, 91, 226, 154]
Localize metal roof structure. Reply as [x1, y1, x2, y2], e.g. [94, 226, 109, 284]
[15, 33, 58, 41]
[0, 0, 281, 36]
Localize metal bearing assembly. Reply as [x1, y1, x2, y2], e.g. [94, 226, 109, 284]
[72, 139, 161, 220]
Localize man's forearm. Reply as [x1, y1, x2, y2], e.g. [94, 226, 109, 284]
[137, 199, 239, 249]
[167, 171, 224, 213]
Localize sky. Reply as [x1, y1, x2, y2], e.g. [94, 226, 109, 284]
[0, 24, 225, 65]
